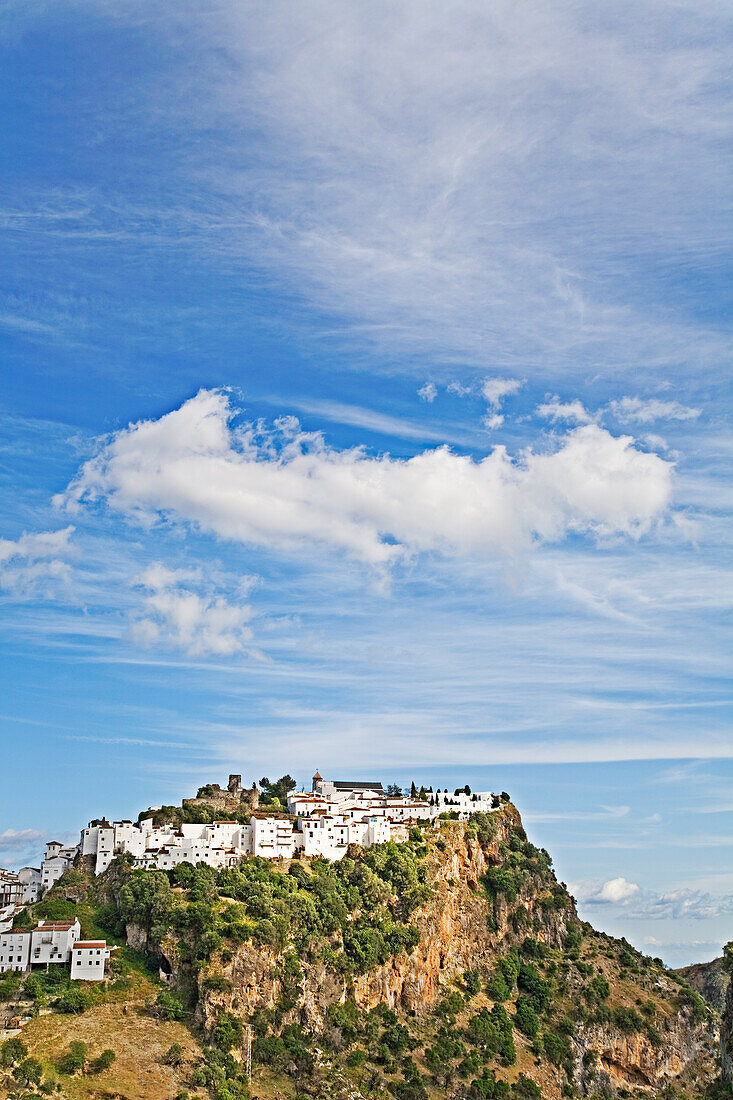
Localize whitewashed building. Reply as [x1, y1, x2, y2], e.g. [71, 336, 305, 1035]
[30, 919, 81, 966]
[70, 940, 110, 981]
[0, 927, 31, 972]
[18, 866, 42, 904]
[65, 772, 499, 877]
[0, 869, 23, 908]
[40, 842, 79, 894]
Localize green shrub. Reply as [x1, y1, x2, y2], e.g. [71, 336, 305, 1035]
[90, 1049, 116, 1073]
[514, 996, 539, 1039]
[214, 1012, 243, 1053]
[464, 969, 482, 997]
[55, 987, 93, 1013]
[0, 1036, 27, 1067]
[152, 990, 186, 1021]
[165, 1042, 184, 1066]
[57, 1040, 88, 1075]
[12, 1056, 43, 1087]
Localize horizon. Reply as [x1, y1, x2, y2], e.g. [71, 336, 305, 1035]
[1, 1, 731, 973]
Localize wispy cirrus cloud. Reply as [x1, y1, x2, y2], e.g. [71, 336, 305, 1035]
[0, 527, 75, 596]
[609, 397, 701, 424]
[536, 396, 595, 425]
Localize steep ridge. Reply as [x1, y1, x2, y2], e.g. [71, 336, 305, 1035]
[675, 959, 729, 1015]
[96, 802, 718, 1100]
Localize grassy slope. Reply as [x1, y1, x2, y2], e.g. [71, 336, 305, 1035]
[1, 969, 200, 1100]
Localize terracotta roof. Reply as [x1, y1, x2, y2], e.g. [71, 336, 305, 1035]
[73, 941, 106, 949]
[34, 921, 78, 930]
[312, 771, 322, 780]
[3, 928, 30, 935]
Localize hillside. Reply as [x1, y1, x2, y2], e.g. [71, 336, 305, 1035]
[676, 960, 730, 1015]
[0, 803, 722, 1100]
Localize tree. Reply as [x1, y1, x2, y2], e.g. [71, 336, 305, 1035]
[386, 783, 402, 797]
[12, 1057, 43, 1087]
[464, 969, 481, 997]
[152, 990, 186, 1021]
[723, 941, 733, 972]
[410, 781, 418, 798]
[514, 996, 539, 1039]
[260, 775, 297, 805]
[0, 1037, 27, 1067]
[214, 1012, 243, 1053]
[57, 1040, 88, 1075]
[56, 987, 93, 1013]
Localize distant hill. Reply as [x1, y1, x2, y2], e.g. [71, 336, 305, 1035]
[675, 956, 729, 1013]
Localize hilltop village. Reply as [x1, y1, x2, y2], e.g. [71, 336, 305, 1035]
[2, 773, 499, 906]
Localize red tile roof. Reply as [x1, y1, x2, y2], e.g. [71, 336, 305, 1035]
[73, 941, 106, 949]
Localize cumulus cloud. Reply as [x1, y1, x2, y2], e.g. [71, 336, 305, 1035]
[536, 396, 595, 425]
[418, 381, 438, 402]
[482, 412, 504, 430]
[58, 390, 675, 577]
[482, 377, 523, 409]
[0, 527, 74, 595]
[574, 876, 640, 904]
[131, 560, 256, 657]
[610, 397, 701, 424]
[572, 876, 733, 920]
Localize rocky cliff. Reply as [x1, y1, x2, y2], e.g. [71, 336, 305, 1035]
[721, 963, 733, 1087]
[169, 806, 716, 1099]
[675, 957, 729, 1014]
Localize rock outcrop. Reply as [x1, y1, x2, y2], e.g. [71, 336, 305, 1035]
[189, 808, 715, 1097]
[722, 963, 733, 1086]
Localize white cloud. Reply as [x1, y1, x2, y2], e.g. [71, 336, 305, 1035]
[161, 2, 731, 379]
[599, 877, 640, 903]
[59, 390, 675, 575]
[536, 396, 594, 425]
[0, 828, 46, 851]
[131, 559, 256, 657]
[448, 381, 473, 397]
[482, 412, 504, 430]
[482, 377, 523, 409]
[573, 876, 733, 920]
[0, 526, 75, 595]
[572, 876, 640, 904]
[418, 381, 438, 402]
[610, 397, 701, 424]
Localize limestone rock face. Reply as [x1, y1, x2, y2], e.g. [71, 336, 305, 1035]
[162, 807, 717, 1098]
[722, 967, 733, 1086]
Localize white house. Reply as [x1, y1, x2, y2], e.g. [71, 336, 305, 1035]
[69, 772, 499, 875]
[18, 866, 42, 904]
[30, 919, 80, 966]
[70, 940, 110, 981]
[40, 842, 79, 894]
[251, 816, 296, 859]
[0, 928, 31, 972]
[0, 869, 23, 909]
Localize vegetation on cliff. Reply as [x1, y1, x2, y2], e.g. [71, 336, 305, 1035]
[0, 804, 723, 1100]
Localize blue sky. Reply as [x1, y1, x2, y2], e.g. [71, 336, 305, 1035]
[1, 1, 731, 967]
